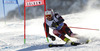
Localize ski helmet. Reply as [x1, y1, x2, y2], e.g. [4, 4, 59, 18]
[45, 9, 54, 18]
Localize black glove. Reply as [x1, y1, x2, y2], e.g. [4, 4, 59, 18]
[52, 22, 58, 27]
[48, 35, 56, 41]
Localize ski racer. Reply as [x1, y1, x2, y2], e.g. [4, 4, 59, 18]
[43, 9, 85, 45]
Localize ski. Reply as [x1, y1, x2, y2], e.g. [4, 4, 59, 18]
[48, 40, 90, 47]
[48, 44, 65, 47]
[48, 42, 81, 47]
[48, 43, 82, 47]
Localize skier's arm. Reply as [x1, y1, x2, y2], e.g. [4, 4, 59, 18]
[43, 23, 56, 41]
[57, 17, 64, 24]
[43, 23, 49, 36]
[55, 13, 64, 24]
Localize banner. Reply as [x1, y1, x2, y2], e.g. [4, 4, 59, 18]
[4, 0, 18, 4]
[25, 0, 44, 7]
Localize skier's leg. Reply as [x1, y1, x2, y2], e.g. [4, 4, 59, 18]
[62, 23, 73, 36]
[53, 29, 70, 43]
[62, 23, 81, 38]
[53, 29, 83, 45]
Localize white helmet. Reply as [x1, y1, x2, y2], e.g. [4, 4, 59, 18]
[45, 9, 54, 16]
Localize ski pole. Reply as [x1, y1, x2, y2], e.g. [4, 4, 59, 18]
[69, 26, 99, 31]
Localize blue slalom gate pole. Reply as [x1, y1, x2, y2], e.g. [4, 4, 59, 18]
[2, 0, 6, 24]
[16, 0, 22, 19]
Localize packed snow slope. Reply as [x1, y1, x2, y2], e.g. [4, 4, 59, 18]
[0, 9, 100, 51]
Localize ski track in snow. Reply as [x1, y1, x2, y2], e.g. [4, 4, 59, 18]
[0, 9, 100, 51]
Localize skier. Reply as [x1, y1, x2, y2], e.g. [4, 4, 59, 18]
[43, 9, 85, 45]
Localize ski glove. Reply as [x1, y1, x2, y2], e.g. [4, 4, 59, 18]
[49, 35, 56, 41]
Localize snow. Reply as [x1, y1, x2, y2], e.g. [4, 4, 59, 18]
[0, 9, 100, 51]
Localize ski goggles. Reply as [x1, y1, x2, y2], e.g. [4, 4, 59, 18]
[45, 15, 52, 18]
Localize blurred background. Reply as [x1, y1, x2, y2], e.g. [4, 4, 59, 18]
[0, 0, 100, 21]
